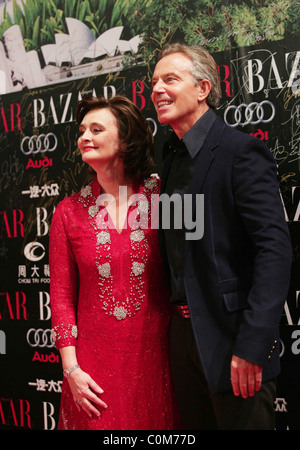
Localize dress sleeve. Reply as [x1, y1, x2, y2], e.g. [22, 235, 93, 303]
[50, 200, 78, 350]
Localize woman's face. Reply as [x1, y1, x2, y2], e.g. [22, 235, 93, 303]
[78, 107, 122, 172]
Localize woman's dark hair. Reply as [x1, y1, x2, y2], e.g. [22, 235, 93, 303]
[75, 95, 154, 181]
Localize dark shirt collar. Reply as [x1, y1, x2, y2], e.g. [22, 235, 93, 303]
[166, 108, 217, 159]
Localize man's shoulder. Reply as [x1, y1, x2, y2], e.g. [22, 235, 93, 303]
[212, 115, 265, 149]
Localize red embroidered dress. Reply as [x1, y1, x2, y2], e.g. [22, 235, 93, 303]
[50, 176, 180, 430]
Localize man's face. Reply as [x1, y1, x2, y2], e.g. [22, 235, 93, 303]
[151, 52, 207, 138]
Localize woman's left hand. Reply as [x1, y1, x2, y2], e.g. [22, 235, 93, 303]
[68, 367, 108, 417]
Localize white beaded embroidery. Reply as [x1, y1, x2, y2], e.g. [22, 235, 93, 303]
[132, 261, 145, 276]
[98, 262, 111, 278]
[130, 229, 145, 243]
[144, 178, 158, 190]
[51, 324, 78, 343]
[113, 306, 128, 320]
[79, 177, 158, 320]
[81, 185, 92, 198]
[88, 205, 99, 217]
[138, 200, 149, 214]
[97, 231, 111, 245]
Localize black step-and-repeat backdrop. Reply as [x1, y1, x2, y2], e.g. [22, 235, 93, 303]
[0, 0, 299, 430]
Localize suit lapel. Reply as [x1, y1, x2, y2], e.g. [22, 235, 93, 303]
[159, 116, 226, 230]
[188, 116, 226, 197]
[160, 142, 175, 194]
[187, 146, 215, 196]
[158, 143, 175, 282]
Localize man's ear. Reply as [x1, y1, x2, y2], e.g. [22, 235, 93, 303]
[197, 79, 211, 102]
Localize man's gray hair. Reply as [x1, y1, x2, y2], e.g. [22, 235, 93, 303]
[157, 43, 221, 110]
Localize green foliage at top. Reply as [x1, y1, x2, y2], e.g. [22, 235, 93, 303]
[127, 0, 299, 66]
[0, 0, 140, 51]
[0, 0, 298, 66]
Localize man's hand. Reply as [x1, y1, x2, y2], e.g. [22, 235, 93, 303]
[230, 355, 262, 398]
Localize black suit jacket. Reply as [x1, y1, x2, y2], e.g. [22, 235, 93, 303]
[159, 116, 292, 393]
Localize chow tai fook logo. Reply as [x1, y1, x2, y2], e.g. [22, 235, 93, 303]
[24, 241, 45, 262]
[18, 241, 50, 286]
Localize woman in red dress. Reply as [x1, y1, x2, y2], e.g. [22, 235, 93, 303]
[49, 95, 180, 430]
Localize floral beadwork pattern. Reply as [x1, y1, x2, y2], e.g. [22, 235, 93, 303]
[51, 324, 78, 344]
[79, 177, 158, 320]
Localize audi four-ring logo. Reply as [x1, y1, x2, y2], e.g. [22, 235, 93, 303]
[27, 328, 55, 348]
[21, 133, 57, 155]
[224, 101, 275, 127]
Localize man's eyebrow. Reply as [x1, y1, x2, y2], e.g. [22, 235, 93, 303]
[152, 71, 178, 81]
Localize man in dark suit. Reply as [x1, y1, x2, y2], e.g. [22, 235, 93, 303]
[151, 43, 292, 429]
